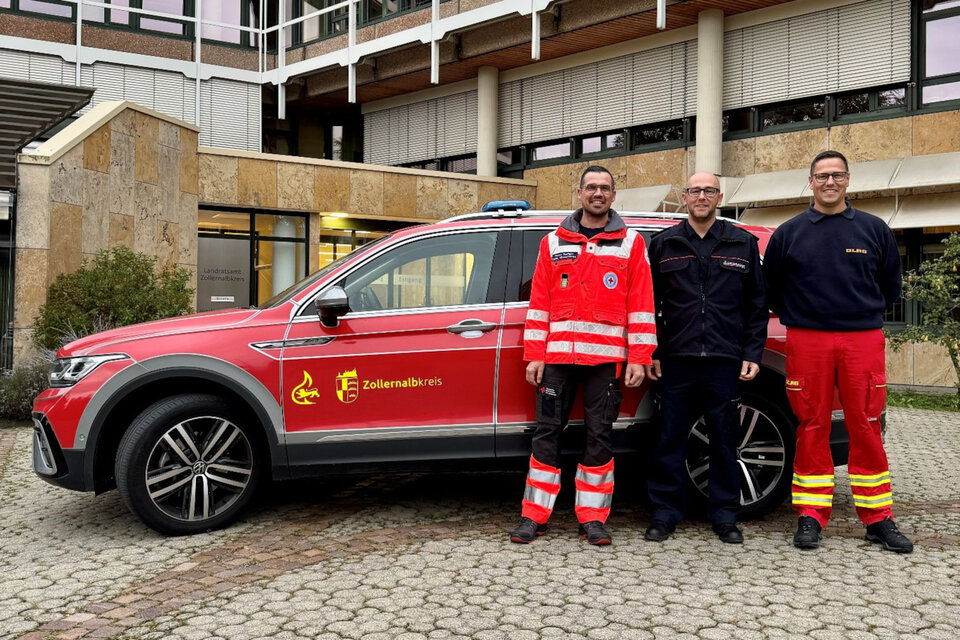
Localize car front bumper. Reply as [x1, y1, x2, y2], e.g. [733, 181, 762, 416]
[32, 413, 89, 492]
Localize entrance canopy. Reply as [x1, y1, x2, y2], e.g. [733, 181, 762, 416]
[0, 77, 93, 189]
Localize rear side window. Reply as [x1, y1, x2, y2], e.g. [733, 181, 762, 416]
[341, 231, 499, 312]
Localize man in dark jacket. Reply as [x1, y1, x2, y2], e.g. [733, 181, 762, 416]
[643, 171, 767, 544]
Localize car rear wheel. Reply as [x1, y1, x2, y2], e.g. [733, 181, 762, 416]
[115, 394, 262, 535]
[685, 391, 795, 519]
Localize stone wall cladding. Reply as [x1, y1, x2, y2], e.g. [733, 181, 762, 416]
[13, 104, 201, 365]
[198, 149, 536, 276]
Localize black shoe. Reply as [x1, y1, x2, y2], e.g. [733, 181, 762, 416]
[644, 520, 675, 542]
[793, 515, 823, 549]
[865, 518, 914, 554]
[578, 521, 612, 545]
[713, 522, 744, 544]
[509, 517, 547, 544]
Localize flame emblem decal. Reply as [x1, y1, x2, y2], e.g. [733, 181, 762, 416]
[291, 371, 320, 406]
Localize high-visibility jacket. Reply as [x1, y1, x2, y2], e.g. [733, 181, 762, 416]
[523, 209, 657, 366]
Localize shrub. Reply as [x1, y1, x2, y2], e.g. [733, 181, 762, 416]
[0, 360, 49, 422]
[888, 233, 960, 399]
[32, 247, 194, 352]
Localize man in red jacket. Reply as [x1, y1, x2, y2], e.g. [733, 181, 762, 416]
[509, 165, 657, 545]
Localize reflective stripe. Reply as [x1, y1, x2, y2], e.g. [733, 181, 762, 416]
[628, 333, 657, 346]
[628, 312, 656, 324]
[546, 341, 573, 353]
[853, 492, 893, 507]
[575, 489, 613, 509]
[550, 320, 626, 338]
[548, 234, 582, 256]
[576, 468, 614, 486]
[528, 467, 561, 486]
[573, 342, 627, 358]
[526, 309, 549, 322]
[849, 471, 890, 487]
[850, 479, 891, 488]
[524, 485, 559, 510]
[793, 474, 835, 488]
[792, 492, 834, 506]
[593, 244, 629, 258]
[546, 341, 627, 359]
[524, 329, 548, 342]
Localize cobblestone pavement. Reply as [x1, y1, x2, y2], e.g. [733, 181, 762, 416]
[3, 407, 960, 640]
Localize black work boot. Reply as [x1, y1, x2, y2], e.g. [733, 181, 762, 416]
[509, 517, 547, 543]
[793, 515, 823, 549]
[713, 522, 744, 544]
[644, 520, 675, 542]
[865, 517, 914, 554]
[578, 521, 612, 545]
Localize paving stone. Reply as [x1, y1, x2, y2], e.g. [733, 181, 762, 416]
[2, 409, 960, 640]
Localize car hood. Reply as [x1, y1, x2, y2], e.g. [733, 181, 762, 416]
[57, 308, 267, 357]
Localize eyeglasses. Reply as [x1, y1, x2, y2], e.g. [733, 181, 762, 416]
[683, 187, 720, 198]
[582, 184, 613, 194]
[811, 172, 850, 184]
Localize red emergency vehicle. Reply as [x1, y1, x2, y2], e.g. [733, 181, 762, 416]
[32, 204, 852, 534]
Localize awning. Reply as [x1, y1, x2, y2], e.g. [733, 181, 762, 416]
[615, 184, 675, 211]
[739, 204, 806, 227]
[890, 152, 960, 190]
[848, 197, 898, 224]
[726, 168, 808, 205]
[800, 158, 902, 197]
[890, 193, 960, 229]
[729, 151, 960, 208]
[740, 197, 898, 228]
[0, 76, 94, 190]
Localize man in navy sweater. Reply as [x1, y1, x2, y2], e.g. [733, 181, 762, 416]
[764, 150, 913, 553]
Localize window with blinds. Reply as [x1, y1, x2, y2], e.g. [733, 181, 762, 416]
[498, 40, 697, 149]
[723, 0, 910, 109]
[364, 89, 478, 165]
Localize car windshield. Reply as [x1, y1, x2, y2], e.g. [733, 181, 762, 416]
[257, 234, 393, 308]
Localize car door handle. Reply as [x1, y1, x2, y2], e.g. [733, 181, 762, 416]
[446, 319, 498, 336]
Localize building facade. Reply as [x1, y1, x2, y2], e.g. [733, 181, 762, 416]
[2, 0, 959, 385]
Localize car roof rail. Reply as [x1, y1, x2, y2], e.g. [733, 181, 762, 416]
[442, 209, 744, 225]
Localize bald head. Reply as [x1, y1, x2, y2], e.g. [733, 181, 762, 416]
[682, 172, 723, 230]
[686, 172, 720, 189]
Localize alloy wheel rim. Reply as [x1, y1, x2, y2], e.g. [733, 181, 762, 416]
[685, 403, 787, 507]
[144, 416, 253, 522]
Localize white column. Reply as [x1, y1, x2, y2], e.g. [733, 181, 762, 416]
[272, 216, 297, 295]
[695, 9, 724, 176]
[476, 66, 499, 177]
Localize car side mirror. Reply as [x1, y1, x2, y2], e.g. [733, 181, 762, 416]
[315, 286, 349, 328]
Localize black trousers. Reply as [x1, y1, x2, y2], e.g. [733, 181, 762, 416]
[647, 357, 742, 526]
[531, 363, 622, 468]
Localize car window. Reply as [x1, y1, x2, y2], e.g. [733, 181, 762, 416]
[341, 231, 499, 312]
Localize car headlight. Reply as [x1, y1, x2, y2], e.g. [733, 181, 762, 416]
[49, 354, 129, 388]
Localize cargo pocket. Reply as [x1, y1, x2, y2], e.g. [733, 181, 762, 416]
[785, 376, 807, 417]
[866, 373, 887, 423]
[536, 379, 565, 425]
[602, 379, 624, 423]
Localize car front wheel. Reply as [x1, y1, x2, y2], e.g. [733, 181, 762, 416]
[115, 393, 262, 535]
[685, 390, 796, 519]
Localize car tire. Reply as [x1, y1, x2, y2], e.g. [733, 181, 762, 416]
[115, 393, 263, 535]
[685, 390, 796, 520]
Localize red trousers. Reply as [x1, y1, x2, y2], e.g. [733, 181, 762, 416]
[786, 328, 893, 528]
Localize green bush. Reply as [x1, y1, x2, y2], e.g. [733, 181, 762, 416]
[0, 361, 49, 422]
[32, 247, 194, 352]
